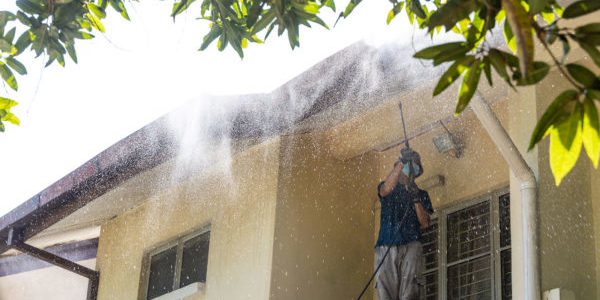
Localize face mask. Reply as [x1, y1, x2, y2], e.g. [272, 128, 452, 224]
[402, 162, 421, 177]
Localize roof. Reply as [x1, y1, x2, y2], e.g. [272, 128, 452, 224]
[0, 40, 445, 254]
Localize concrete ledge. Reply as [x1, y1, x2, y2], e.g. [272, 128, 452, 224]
[153, 282, 204, 300]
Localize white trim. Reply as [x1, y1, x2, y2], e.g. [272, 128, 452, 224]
[152, 282, 205, 300]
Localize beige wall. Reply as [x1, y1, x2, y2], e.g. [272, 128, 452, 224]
[532, 70, 598, 299]
[592, 162, 600, 298]
[270, 132, 379, 300]
[0, 258, 95, 300]
[96, 137, 281, 300]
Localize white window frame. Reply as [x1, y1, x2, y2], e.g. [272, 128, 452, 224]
[139, 225, 211, 300]
[424, 187, 510, 300]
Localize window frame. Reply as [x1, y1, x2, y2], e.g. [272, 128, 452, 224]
[140, 225, 211, 300]
[424, 187, 510, 300]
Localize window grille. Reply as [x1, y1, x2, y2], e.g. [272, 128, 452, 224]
[420, 189, 510, 300]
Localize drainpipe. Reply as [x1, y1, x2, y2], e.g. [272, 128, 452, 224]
[471, 93, 540, 300]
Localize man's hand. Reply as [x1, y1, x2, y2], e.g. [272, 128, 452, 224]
[379, 161, 404, 197]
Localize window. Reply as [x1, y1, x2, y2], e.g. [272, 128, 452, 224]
[141, 229, 210, 300]
[420, 189, 511, 300]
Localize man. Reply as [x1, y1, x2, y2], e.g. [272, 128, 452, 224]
[375, 150, 433, 300]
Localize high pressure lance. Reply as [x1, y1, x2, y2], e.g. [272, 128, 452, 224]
[355, 101, 423, 300]
[398, 102, 422, 188]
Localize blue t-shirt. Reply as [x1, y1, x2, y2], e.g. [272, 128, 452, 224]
[375, 181, 434, 247]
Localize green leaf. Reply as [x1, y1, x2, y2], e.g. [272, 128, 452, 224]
[503, 20, 517, 53]
[427, 0, 479, 31]
[252, 9, 275, 34]
[5, 57, 26, 75]
[0, 97, 18, 109]
[566, 64, 600, 88]
[342, 0, 362, 18]
[246, 1, 263, 27]
[529, 90, 579, 150]
[488, 49, 513, 87]
[433, 55, 475, 96]
[5, 27, 15, 44]
[559, 35, 570, 64]
[414, 42, 466, 59]
[16, 0, 45, 15]
[530, 0, 551, 15]
[563, 0, 600, 18]
[582, 96, 600, 167]
[517, 61, 549, 85]
[558, 100, 583, 148]
[410, 0, 427, 19]
[578, 41, 600, 68]
[172, 0, 193, 19]
[387, 2, 404, 24]
[550, 101, 583, 185]
[0, 38, 16, 54]
[541, 9, 555, 24]
[74, 31, 94, 40]
[0, 63, 17, 90]
[575, 23, 600, 35]
[483, 56, 493, 86]
[502, 0, 534, 78]
[16, 11, 31, 26]
[456, 58, 482, 115]
[304, 1, 320, 14]
[66, 43, 77, 63]
[1, 112, 19, 125]
[88, 3, 106, 19]
[588, 89, 600, 101]
[323, 0, 335, 11]
[86, 12, 105, 33]
[112, 0, 130, 21]
[0, 120, 5, 132]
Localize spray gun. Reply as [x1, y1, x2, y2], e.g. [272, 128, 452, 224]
[398, 102, 422, 182]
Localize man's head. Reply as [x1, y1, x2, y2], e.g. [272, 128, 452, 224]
[400, 147, 423, 178]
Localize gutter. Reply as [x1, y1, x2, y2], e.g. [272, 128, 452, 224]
[471, 92, 540, 300]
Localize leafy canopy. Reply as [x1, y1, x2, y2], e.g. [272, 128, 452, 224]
[1, 0, 600, 185]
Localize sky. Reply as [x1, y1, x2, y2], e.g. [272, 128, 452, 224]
[0, 1, 417, 215]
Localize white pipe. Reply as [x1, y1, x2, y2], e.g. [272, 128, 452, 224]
[471, 93, 540, 300]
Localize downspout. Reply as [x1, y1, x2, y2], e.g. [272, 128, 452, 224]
[471, 93, 540, 300]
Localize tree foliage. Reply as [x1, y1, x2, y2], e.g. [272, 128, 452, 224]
[1, 0, 600, 185]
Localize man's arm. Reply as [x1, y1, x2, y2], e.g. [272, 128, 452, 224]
[413, 201, 430, 228]
[379, 162, 404, 197]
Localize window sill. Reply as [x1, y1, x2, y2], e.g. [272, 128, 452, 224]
[152, 282, 205, 300]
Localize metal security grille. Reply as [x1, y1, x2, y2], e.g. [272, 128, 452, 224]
[421, 220, 439, 300]
[447, 201, 492, 299]
[419, 189, 511, 300]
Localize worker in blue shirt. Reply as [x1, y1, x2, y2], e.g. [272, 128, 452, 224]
[375, 150, 434, 300]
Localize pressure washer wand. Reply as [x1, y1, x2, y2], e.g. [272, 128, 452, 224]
[398, 101, 409, 149]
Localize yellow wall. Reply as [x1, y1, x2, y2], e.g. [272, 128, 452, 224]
[0, 259, 95, 300]
[270, 132, 379, 300]
[592, 162, 600, 298]
[534, 70, 598, 299]
[96, 137, 281, 300]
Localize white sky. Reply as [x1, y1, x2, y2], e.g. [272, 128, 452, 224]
[0, 1, 415, 215]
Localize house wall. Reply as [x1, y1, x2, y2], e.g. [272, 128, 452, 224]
[269, 132, 379, 300]
[95, 137, 281, 300]
[533, 70, 598, 299]
[0, 258, 95, 300]
[592, 162, 600, 298]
